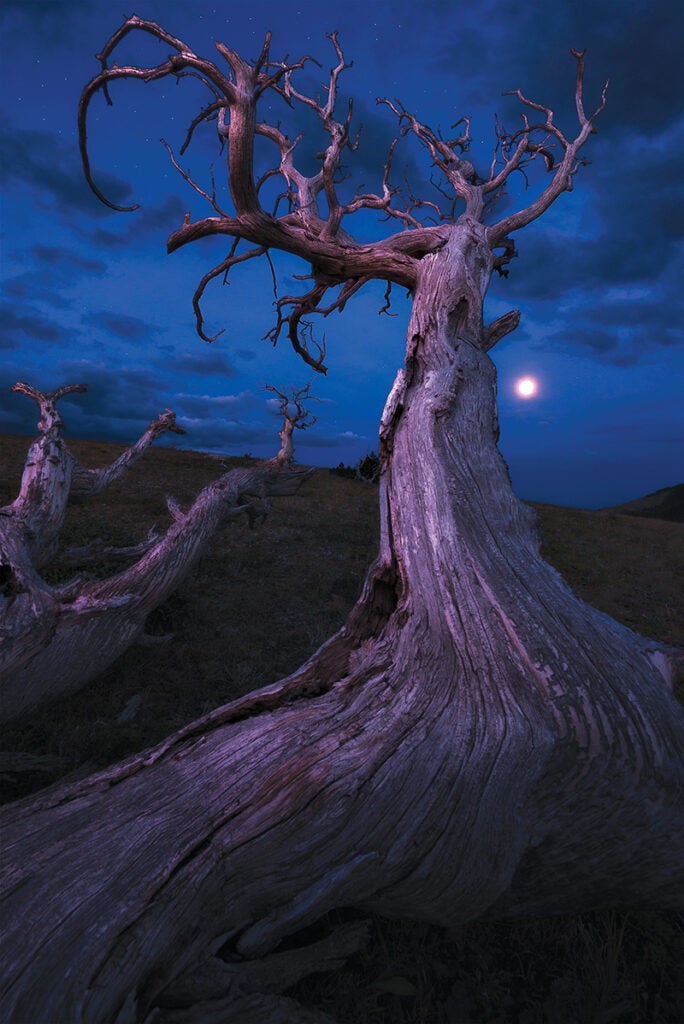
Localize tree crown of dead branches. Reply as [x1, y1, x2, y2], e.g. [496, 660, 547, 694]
[79, 18, 607, 372]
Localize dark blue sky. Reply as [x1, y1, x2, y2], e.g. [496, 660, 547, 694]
[1, 0, 682, 507]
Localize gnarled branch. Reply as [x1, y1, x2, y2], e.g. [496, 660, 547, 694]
[487, 49, 608, 243]
[0, 381, 313, 723]
[70, 409, 186, 499]
[264, 381, 320, 466]
[80, 24, 606, 368]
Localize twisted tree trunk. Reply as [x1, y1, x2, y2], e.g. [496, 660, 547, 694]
[264, 382, 318, 468]
[1, 219, 681, 1023]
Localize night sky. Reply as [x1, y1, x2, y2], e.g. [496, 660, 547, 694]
[1, 0, 682, 508]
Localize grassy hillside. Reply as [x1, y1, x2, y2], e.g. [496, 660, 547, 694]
[604, 483, 684, 523]
[1, 433, 682, 1023]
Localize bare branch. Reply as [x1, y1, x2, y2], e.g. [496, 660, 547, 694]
[12, 381, 87, 433]
[161, 139, 229, 216]
[79, 23, 602, 372]
[379, 281, 397, 317]
[264, 381, 320, 466]
[487, 50, 608, 243]
[190, 243, 268, 343]
[265, 281, 331, 374]
[265, 274, 376, 375]
[264, 381, 320, 428]
[4, 386, 184, 575]
[484, 309, 521, 351]
[78, 21, 451, 363]
[79, 16, 236, 211]
[69, 410, 186, 499]
[492, 235, 518, 277]
[377, 98, 482, 217]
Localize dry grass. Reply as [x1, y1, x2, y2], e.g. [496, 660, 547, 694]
[534, 503, 684, 648]
[1, 433, 682, 1023]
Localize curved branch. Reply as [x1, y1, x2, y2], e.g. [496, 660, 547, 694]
[0, 458, 314, 725]
[78, 15, 235, 211]
[4, 386, 188, 570]
[79, 20, 453, 367]
[79, 23, 604, 373]
[190, 243, 268, 343]
[161, 138, 229, 216]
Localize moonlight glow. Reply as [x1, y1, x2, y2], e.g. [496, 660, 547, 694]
[515, 377, 538, 398]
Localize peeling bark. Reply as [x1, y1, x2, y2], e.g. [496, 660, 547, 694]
[0, 384, 312, 724]
[0, 26, 681, 1024]
[1, 220, 681, 1024]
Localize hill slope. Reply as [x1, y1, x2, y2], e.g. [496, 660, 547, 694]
[1, 432, 682, 1024]
[603, 483, 684, 522]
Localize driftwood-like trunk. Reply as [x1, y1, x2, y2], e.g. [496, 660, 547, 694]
[264, 382, 318, 468]
[0, 383, 312, 724]
[1, 221, 681, 1023]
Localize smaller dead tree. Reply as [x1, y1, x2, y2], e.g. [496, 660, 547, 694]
[264, 382, 319, 467]
[0, 382, 312, 725]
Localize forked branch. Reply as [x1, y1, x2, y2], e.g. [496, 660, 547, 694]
[80, 21, 606, 363]
[79, 17, 434, 363]
[264, 381, 319, 430]
[264, 381, 320, 467]
[487, 49, 608, 243]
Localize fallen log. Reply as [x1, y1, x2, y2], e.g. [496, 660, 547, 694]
[0, 382, 312, 724]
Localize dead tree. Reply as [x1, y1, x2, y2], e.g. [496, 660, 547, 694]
[0, 381, 312, 724]
[264, 381, 318, 466]
[1, 20, 682, 1023]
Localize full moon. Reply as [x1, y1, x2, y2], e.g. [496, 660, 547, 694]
[515, 376, 538, 398]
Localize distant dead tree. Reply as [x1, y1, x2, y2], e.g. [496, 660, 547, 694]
[0, 19, 681, 1024]
[264, 381, 319, 466]
[0, 381, 311, 725]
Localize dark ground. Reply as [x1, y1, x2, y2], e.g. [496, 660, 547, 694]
[1, 433, 682, 1023]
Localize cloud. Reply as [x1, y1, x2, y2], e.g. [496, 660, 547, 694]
[428, 0, 683, 136]
[85, 196, 189, 250]
[86, 312, 156, 342]
[30, 245, 107, 274]
[52, 360, 169, 433]
[2, 245, 106, 312]
[546, 327, 626, 361]
[532, 261, 683, 365]
[172, 416, 279, 453]
[0, 385, 36, 434]
[286, 430, 367, 450]
[0, 303, 70, 344]
[173, 390, 255, 418]
[0, 0, 99, 35]
[488, 112, 684, 368]
[165, 349, 238, 377]
[0, 119, 133, 218]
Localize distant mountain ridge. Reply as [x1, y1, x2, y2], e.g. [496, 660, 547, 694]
[603, 484, 684, 523]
